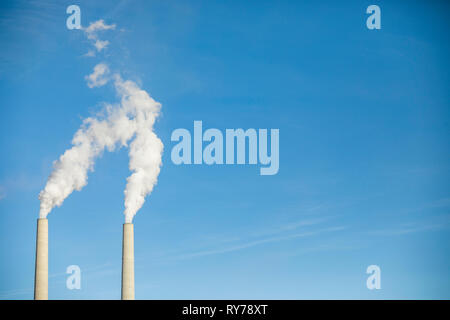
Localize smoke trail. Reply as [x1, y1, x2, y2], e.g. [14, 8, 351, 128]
[39, 66, 163, 222]
[83, 19, 116, 55]
[114, 76, 164, 223]
[85, 63, 110, 88]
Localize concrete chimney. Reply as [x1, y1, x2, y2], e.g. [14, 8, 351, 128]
[34, 218, 48, 300]
[121, 223, 135, 300]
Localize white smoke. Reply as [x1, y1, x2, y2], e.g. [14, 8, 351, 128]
[85, 63, 109, 88]
[115, 75, 164, 223]
[39, 63, 163, 222]
[83, 19, 116, 54]
[40, 20, 163, 222]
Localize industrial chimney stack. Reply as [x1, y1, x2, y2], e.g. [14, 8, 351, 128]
[34, 218, 48, 300]
[121, 223, 135, 300]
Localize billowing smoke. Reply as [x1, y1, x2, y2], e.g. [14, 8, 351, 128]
[39, 19, 163, 222]
[39, 63, 163, 222]
[115, 75, 164, 223]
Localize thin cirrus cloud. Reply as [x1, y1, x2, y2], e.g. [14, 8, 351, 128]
[0, 262, 118, 299]
[368, 223, 448, 236]
[0, 186, 5, 200]
[174, 219, 347, 260]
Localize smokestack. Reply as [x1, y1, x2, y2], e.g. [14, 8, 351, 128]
[34, 218, 48, 300]
[121, 223, 135, 300]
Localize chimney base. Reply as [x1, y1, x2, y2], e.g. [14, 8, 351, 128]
[34, 218, 48, 300]
[121, 223, 135, 300]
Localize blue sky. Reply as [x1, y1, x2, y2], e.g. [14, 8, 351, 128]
[0, 0, 449, 299]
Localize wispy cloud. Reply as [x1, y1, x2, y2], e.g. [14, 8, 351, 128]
[425, 197, 450, 209]
[250, 217, 327, 238]
[173, 217, 346, 260]
[85, 63, 110, 88]
[83, 19, 116, 55]
[367, 198, 450, 237]
[84, 19, 116, 35]
[94, 39, 110, 52]
[0, 262, 118, 299]
[0, 185, 5, 200]
[369, 222, 448, 236]
[48, 262, 116, 280]
[286, 242, 362, 257]
[0, 172, 44, 198]
[0, 287, 33, 299]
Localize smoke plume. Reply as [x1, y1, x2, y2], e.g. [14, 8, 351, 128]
[39, 54, 163, 222]
[83, 19, 116, 55]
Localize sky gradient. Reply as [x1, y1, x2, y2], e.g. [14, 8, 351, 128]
[0, 0, 449, 299]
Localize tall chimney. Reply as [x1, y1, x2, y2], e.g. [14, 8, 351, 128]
[34, 218, 48, 300]
[121, 223, 135, 300]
